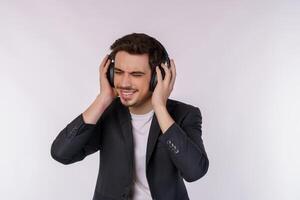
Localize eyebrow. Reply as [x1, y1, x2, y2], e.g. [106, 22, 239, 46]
[114, 67, 146, 74]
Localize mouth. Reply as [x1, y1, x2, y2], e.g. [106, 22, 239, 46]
[119, 89, 137, 100]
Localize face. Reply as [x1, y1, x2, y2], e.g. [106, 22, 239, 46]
[114, 51, 153, 114]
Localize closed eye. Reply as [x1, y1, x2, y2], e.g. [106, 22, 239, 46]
[132, 74, 143, 77]
[114, 71, 143, 77]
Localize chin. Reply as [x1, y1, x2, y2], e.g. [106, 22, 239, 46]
[119, 96, 137, 107]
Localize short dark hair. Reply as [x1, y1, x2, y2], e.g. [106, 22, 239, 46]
[110, 33, 168, 71]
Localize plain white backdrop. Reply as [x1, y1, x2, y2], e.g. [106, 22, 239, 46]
[1, 0, 299, 199]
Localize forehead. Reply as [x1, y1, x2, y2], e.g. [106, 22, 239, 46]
[114, 51, 151, 72]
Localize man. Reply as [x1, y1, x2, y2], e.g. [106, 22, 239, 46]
[51, 33, 209, 200]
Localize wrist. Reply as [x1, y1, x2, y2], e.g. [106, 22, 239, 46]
[97, 94, 112, 107]
[153, 104, 167, 112]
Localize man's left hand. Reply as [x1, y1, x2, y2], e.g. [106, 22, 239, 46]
[151, 59, 176, 108]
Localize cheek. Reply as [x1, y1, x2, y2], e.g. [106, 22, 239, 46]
[133, 76, 150, 87]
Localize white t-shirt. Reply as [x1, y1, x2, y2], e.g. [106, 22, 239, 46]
[129, 109, 154, 200]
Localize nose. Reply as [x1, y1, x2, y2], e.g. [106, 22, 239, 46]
[119, 73, 132, 88]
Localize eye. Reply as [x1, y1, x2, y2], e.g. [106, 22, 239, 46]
[132, 74, 142, 77]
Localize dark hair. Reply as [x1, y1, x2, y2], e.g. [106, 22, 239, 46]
[109, 33, 168, 71]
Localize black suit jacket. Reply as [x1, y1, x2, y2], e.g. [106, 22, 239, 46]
[51, 97, 209, 200]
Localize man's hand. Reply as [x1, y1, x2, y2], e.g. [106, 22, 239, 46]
[151, 59, 176, 133]
[151, 59, 176, 108]
[82, 55, 117, 124]
[99, 54, 118, 106]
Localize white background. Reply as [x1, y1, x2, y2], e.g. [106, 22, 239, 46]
[1, 0, 299, 199]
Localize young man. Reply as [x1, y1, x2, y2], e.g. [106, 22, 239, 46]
[51, 33, 209, 200]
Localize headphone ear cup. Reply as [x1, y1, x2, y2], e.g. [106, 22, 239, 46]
[107, 62, 115, 88]
[150, 70, 157, 92]
[149, 66, 166, 92]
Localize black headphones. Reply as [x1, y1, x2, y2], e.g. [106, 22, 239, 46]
[106, 42, 170, 92]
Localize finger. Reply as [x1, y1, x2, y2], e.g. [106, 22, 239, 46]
[169, 59, 176, 89]
[100, 54, 109, 70]
[161, 63, 172, 84]
[102, 57, 111, 74]
[156, 66, 163, 84]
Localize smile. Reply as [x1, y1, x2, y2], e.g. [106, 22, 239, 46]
[120, 90, 137, 99]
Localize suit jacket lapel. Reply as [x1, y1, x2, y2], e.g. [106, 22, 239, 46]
[116, 99, 134, 171]
[145, 113, 160, 166]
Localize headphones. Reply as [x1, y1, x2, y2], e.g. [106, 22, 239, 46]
[106, 42, 170, 92]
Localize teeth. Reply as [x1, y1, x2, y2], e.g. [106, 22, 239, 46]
[121, 90, 136, 95]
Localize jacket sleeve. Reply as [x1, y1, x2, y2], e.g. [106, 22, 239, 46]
[50, 113, 102, 165]
[158, 106, 209, 182]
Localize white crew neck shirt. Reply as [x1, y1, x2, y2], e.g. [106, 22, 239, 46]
[129, 109, 154, 200]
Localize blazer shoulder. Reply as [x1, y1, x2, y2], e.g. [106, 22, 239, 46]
[167, 98, 200, 111]
[167, 98, 202, 122]
[94, 97, 120, 125]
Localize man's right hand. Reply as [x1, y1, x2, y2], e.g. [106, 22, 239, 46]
[98, 54, 117, 107]
[82, 54, 118, 124]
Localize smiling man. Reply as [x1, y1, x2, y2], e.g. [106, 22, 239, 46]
[50, 33, 209, 200]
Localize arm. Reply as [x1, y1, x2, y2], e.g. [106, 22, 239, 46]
[157, 106, 209, 182]
[51, 54, 117, 165]
[50, 95, 111, 165]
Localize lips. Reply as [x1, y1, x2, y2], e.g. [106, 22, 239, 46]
[120, 90, 137, 99]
